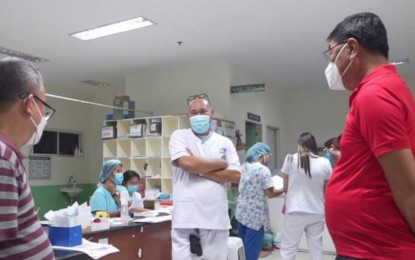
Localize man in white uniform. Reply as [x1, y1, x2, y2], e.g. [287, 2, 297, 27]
[169, 93, 241, 260]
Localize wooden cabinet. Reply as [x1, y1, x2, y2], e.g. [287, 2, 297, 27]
[84, 222, 172, 260]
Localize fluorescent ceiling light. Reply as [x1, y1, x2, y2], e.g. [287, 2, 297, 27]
[0, 46, 49, 63]
[390, 58, 410, 66]
[81, 80, 110, 87]
[70, 17, 154, 41]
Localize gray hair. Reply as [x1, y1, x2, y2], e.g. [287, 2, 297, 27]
[0, 58, 44, 110]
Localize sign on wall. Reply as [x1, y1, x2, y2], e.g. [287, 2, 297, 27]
[230, 83, 265, 94]
[247, 112, 261, 122]
[28, 156, 51, 179]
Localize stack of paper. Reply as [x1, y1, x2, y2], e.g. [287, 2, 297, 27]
[132, 208, 172, 223]
[52, 238, 119, 259]
[132, 215, 171, 223]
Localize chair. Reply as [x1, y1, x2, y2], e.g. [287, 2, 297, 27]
[227, 236, 246, 260]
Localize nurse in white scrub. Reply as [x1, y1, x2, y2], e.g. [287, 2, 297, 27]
[122, 170, 150, 213]
[280, 132, 332, 260]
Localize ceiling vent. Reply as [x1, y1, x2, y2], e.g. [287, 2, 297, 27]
[0, 46, 49, 63]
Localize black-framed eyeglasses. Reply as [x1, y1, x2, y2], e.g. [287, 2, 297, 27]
[19, 93, 56, 121]
[187, 93, 210, 106]
[323, 41, 347, 62]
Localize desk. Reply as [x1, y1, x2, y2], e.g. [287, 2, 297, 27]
[56, 221, 172, 260]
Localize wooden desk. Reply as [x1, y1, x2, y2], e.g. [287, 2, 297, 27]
[56, 221, 172, 260]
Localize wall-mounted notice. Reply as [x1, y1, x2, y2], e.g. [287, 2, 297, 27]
[211, 118, 236, 142]
[29, 156, 51, 179]
[230, 83, 265, 94]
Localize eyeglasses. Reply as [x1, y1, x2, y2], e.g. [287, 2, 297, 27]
[323, 42, 347, 62]
[19, 93, 56, 121]
[187, 93, 210, 106]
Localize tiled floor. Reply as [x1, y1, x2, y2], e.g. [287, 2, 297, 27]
[261, 250, 336, 260]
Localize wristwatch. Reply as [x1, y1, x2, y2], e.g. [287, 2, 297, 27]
[111, 192, 119, 198]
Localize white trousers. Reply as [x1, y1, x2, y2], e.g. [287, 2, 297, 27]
[172, 228, 228, 260]
[280, 212, 325, 260]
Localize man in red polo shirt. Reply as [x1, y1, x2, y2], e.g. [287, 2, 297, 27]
[323, 13, 415, 259]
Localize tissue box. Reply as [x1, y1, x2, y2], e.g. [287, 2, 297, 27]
[49, 225, 82, 247]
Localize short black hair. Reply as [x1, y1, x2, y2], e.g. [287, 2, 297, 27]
[122, 170, 140, 186]
[0, 58, 43, 111]
[327, 12, 389, 59]
[324, 136, 340, 150]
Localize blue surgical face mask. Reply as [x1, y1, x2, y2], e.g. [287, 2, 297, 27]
[114, 173, 124, 185]
[325, 152, 335, 167]
[127, 185, 139, 193]
[190, 115, 211, 134]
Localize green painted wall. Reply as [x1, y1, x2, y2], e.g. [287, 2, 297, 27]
[31, 183, 96, 220]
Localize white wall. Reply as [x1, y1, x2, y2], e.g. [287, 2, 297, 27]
[229, 64, 286, 164]
[282, 88, 349, 153]
[125, 60, 232, 118]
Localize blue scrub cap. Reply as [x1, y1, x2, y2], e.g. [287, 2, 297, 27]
[99, 159, 122, 183]
[245, 142, 271, 163]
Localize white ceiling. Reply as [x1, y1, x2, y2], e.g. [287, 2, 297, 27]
[1, 0, 414, 94]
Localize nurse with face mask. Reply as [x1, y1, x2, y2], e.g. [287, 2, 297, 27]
[323, 135, 341, 167]
[90, 159, 128, 217]
[122, 170, 150, 213]
[236, 142, 285, 260]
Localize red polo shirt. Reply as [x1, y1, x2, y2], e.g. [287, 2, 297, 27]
[325, 64, 415, 259]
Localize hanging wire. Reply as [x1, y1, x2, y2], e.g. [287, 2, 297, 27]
[46, 93, 153, 116]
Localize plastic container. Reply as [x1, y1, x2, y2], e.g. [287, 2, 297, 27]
[120, 191, 130, 224]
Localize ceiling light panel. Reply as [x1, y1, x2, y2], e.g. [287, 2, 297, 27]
[70, 16, 155, 41]
[81, 80, 110, 87]
[389, 58, 410, 66]
[0, 47, 49, 63]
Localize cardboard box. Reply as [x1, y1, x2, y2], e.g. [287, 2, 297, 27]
[49, 225, 82, 247]
[148, 118, 161, 136]
[130, 124, 145, 138]
[113, 96, 135, 119]
[102, 126, 117, 139]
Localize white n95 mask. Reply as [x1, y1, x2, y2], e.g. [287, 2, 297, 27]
[26, 101, 48, 146]
[324, 44, 354, 91]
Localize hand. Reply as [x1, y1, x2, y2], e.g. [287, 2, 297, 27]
[104, 178, 117, 194]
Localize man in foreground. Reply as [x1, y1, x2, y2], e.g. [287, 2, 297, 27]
[324, 12, 415, 259]
[0, 58, 55, 259]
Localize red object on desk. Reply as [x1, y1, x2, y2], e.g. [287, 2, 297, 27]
[159, 201, 173, 207]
